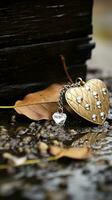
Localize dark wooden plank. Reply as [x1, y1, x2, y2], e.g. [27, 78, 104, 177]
[0, 0, 94, 102]
[0, 38, 94, 84]
[0, 37, 94, 103]
[0, 65, 88, 105]
[0, 0, 93, 48]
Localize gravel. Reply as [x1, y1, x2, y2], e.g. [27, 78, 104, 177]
[0, 69, 112, 200]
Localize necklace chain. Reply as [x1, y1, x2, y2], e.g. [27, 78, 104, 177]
[58, 83, 77, 113]
[58, 78, 85, 113]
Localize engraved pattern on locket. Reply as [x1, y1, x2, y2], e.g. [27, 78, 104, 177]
[65, 79, 109, 125]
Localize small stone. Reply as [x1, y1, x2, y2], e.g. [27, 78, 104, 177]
[18, 147, 23, 153]
[52, 140, 60, 146]
[69, 129, 78, 135]
[11, 115, 16, 123]
[52, 112, 67, 125]
[104, 121, 110, 129]
[17, 129, 27, 136]
[4, 142, 10, 150]
[23, 136, 32, 144]
[0, 134, 8, 140]
[37, 142, 48, 154]
[24, 147, 31, 154]
[3, 153, 26, 166]
[92, 114, 97, 121]
[19, 142, 24, 146]
[109, 126, 112, 130]
[76, 96, 83, 104]
[107, 113, 112, 120]
[49, 133, 54, 139]
[0, 126, 8, 135]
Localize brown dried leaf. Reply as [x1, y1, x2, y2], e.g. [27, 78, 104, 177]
[14, 84, 63, 121]
[49, 146, 92, 160]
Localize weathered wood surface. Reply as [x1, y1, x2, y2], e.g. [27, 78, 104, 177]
[0, 0, 94, 102]
[0, 0, 93, 47]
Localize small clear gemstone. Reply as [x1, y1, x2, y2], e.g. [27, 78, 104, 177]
[76, 96, 83, 104]
[85, 104, 90, 110]
[85, 85, 90, 91]
[52, 112, 67, 125]
[100, 112, 105, 120]
[93, 91, 98, 99]
[96, 100, 102, 109]
[92, 114, 97, 121]
[102, 88, 107, 95]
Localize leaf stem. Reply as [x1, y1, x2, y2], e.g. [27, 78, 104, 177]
[0, 106, 15, 109]
[0, 156, 59, 170]
[0, 101, 58, 109]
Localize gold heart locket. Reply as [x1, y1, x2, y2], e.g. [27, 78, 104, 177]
[53, 78, 109, 125]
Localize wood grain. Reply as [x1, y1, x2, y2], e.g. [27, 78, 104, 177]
[0, 0, 94, 102]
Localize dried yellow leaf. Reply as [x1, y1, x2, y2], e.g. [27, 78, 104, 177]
[49, 146, 91, 160]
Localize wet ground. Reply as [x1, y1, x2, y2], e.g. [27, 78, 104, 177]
[0, 68, 112, 200]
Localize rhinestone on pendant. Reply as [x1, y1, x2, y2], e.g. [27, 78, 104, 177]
[96, 100, 102, 109]
[85, 104, 90, 111]
[76, 96, 83, 104]
[92, 114, 97, 121]
[93, 91, 98, 99]
[102, 88, 107, 95]
[85, 85, 90, 91]
[100, 112, 105, 120]
[52, 112, 67, 125]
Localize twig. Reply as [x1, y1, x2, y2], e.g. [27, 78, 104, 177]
[60, 55, 74, 83]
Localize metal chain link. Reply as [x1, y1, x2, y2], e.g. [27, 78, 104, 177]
[57, 78, 85, 113]
[58, 83, 77, 113]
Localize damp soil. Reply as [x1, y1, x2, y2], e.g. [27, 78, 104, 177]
[0, 69, 112, 200]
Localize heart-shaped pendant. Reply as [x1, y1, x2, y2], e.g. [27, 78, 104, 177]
[52, 112, 67, 125]
[65, 79, 109, 125]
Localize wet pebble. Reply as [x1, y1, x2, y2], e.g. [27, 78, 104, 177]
[11, 115, 16, 124]
[23, 136, 32, 145]
[3, 142, 11, 150]
[52, 140, 60, 146]
[69, 129, 78, 135]
[0, 126, 8, 135]
[37, 142, 48, 155]
[24, 147, 32, 154]
[18, 147, 24, 153]
[49, 133, 55, 139]
[104, 121, 110, 129]
[17, 128, 29, 136]
[0, 134, 9, 140]
[29, 122, 37, 129]
[107, 113, 112, 121]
